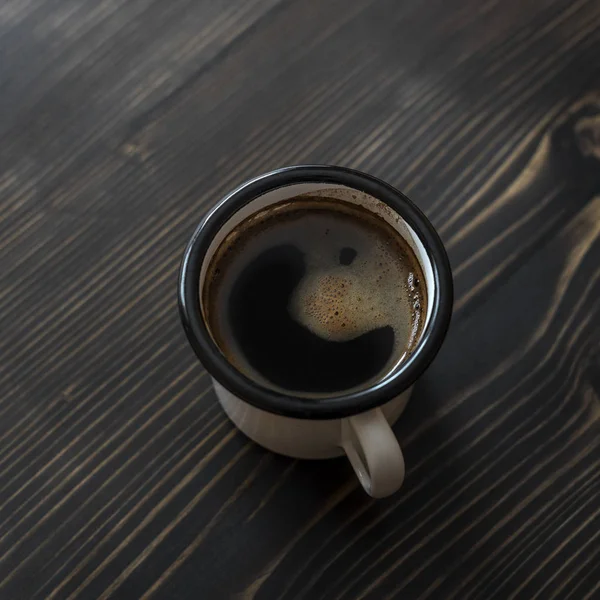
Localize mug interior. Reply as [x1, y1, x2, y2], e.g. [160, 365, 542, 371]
[179, 165, 453, 419]
[199, 183, 436, 365]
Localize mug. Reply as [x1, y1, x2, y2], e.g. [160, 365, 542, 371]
[179, 165, 453, 497]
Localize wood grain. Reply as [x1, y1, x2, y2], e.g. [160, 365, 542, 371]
[0, 0, 599, 598]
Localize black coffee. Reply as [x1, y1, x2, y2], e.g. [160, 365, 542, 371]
[203, 195, 427, 395]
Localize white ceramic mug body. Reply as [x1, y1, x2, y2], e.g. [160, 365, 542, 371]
[214, 378, 412, 459]
[179, 166, 453, 498]
[215, 380, 411, 498]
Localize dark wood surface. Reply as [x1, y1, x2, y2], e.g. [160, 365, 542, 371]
[1, 0, 599, 598]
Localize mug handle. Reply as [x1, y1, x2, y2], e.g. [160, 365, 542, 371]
[341, 407, 405, 498]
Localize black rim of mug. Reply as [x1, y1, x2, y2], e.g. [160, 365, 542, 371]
[178, 165, 453, 419]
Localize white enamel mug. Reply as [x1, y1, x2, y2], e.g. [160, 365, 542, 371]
[179, 166, 452, 498]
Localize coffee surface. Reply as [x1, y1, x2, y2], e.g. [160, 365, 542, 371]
[203, 196, 427, 395]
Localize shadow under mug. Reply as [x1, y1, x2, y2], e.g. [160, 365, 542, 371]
[179, 165, 453, 497]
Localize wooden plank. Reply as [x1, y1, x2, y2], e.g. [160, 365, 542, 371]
[0, 0, 598, 598]
[0, 0, 288, 212]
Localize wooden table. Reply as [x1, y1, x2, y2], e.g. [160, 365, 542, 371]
[1, 0, 599, 598]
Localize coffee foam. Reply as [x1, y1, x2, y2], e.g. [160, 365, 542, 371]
[289, 235, 421, 352]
